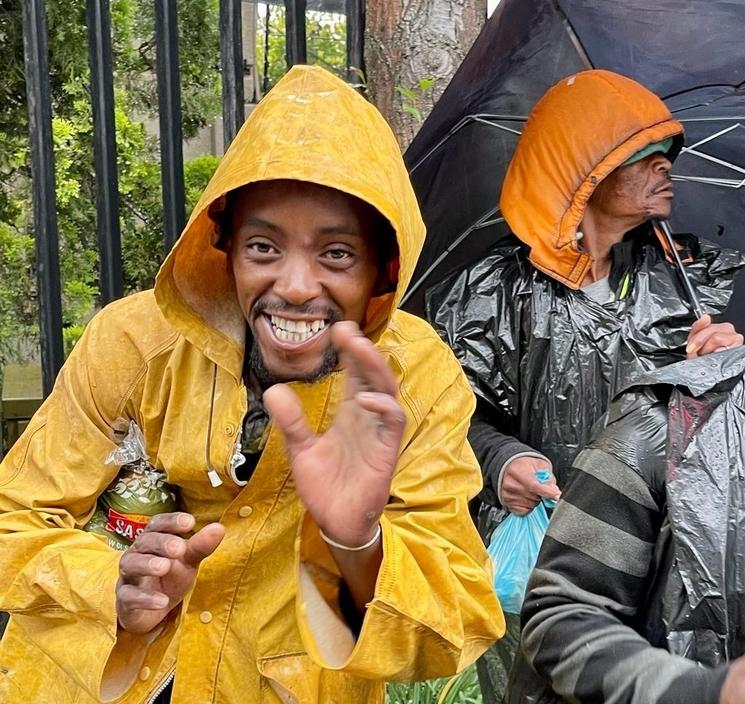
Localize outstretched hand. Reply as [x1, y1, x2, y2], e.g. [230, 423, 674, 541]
[263, 321, 405, 548]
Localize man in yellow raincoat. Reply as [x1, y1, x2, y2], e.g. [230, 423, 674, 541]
[0, 65, 503, 703]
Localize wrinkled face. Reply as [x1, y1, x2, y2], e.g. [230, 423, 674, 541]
[229, 180, 383, 388]
[590, 152, 674, 224]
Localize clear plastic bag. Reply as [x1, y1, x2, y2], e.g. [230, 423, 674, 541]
[84, 421, 178, 550]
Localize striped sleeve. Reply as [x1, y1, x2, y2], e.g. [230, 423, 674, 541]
[520, 432, 729, 703]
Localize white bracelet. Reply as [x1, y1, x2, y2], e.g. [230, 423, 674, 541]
[319, 524, 382, 551]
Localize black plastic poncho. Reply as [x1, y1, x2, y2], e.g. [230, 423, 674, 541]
[426, 230, 745, 538]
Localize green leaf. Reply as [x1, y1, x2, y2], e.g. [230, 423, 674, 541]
[402, 104, 423, 122]
[418, 76, 436, 92]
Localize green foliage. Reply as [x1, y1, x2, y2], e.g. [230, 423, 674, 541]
[386, 667, 482, 704]
[395, 77, 438, 124]
[256, 5, 347, 91]
[0, 0, 221, 369]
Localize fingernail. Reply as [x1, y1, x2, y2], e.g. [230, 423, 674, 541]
[155, 595, 169, 608]
[177, 514, 192, 528]
[150, 557, 169, 571]
[715, 346, 728, 352]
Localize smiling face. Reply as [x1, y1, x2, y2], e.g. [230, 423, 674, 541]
[228, 180, 386, 389]
[589, 151, 674, 225]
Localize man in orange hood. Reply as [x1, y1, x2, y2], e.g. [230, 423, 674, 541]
[0, 66, 503, 704]
[427, 69, 744, 702]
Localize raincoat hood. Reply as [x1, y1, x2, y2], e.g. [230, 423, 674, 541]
[155, 65, 425, 378]
[500, 69, 684, 288]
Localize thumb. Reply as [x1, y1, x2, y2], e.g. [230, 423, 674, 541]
[263, 383, 315, 458]
[533, 474, 561, 500]
[183, 522, 226, 567]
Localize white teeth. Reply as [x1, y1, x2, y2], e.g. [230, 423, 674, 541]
[269, 315, 327, 342]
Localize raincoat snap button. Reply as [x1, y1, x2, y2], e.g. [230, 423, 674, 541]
[199, 611, 213, 624]
[238, 505, 253, 518]
[225, 424, 235, 436]
[139, 667, 151, 681]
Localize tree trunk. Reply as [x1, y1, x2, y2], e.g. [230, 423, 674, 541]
[364, 0, 486, 150]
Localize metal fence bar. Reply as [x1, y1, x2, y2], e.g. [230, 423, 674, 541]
[155, 0, 186, 251]
[285, 0, 307, 67]
[345, 0, 364, 84]
[21, 0, 64, 396]
[220, 0, 246, 149]
[86, 0, 124, 303]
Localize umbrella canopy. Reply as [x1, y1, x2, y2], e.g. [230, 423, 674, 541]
[403, 0, 745, 331]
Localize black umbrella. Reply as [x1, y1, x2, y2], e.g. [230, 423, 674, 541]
[402, 0, 745, 332]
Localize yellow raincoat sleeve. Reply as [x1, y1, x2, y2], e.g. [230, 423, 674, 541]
[0, 307, 156, 699]
[295, 338, 505, 680]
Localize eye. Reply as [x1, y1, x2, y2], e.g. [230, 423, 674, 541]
[323, 247, 354, 262]
[245, 239, 278, 257]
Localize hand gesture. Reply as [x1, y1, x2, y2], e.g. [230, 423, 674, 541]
[686, 314, 743, 358]
[263, 321, 406, 548]
[501, 456, 561, 515]
[116, 512, 225, 634]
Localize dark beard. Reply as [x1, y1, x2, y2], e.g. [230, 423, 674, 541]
[246, 299, 342, 388]
[248, 338, 339, 389]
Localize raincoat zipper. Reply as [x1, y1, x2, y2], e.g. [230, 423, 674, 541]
[146, 670, 175, 704]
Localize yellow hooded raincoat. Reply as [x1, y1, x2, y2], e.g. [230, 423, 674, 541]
[0, 65, 503, 703]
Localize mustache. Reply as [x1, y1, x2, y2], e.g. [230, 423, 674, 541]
[252, 297, 342, 322]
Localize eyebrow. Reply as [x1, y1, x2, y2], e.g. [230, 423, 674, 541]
[241, 217, 364, 238]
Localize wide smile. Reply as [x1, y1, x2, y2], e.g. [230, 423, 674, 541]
[259, 313, 330, 348]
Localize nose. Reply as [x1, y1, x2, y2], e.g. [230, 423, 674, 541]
[273, 253, 323, 304]
[651, 153, 672, 174]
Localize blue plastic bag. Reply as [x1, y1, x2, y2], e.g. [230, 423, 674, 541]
[487, 470, 554, 614]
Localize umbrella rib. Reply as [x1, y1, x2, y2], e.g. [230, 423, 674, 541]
[680, 123, 742, 151]
[472, 117, 523, 135]
[672, 175, 745, 189]
[402, 209, 504, 304]
[681, 148, 745, 176]
[409, 114, 528, 174]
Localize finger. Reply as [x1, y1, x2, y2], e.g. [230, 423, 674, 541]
[685, 318, 732, 356]
[128, 531, 187, 560]
[263, 384, 315, 457]
[117, 582, 170, 611]
[355, 391, 406, 450]
[332, 322, 398, 398]
[695, 332, 744, 357]
[144, 512, 195, 535]
[688, 313, 711, 337]
[534, 481, 562, 500]
[182, 523, 226, 568]
[502, 487, 541, 506]
[119, 552, 172, 583]
[506, 499, 538, 516]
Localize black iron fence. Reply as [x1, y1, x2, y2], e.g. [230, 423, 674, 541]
[20, 0, 365, 396]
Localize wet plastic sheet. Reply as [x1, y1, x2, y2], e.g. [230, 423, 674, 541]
[604, 348, 745, 665]
[427, 237, 745, 499]
[655, 351, 745, 664]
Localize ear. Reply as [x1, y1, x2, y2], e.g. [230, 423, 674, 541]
[373, 256, 399, 296]
[225, 237, 234, 277]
